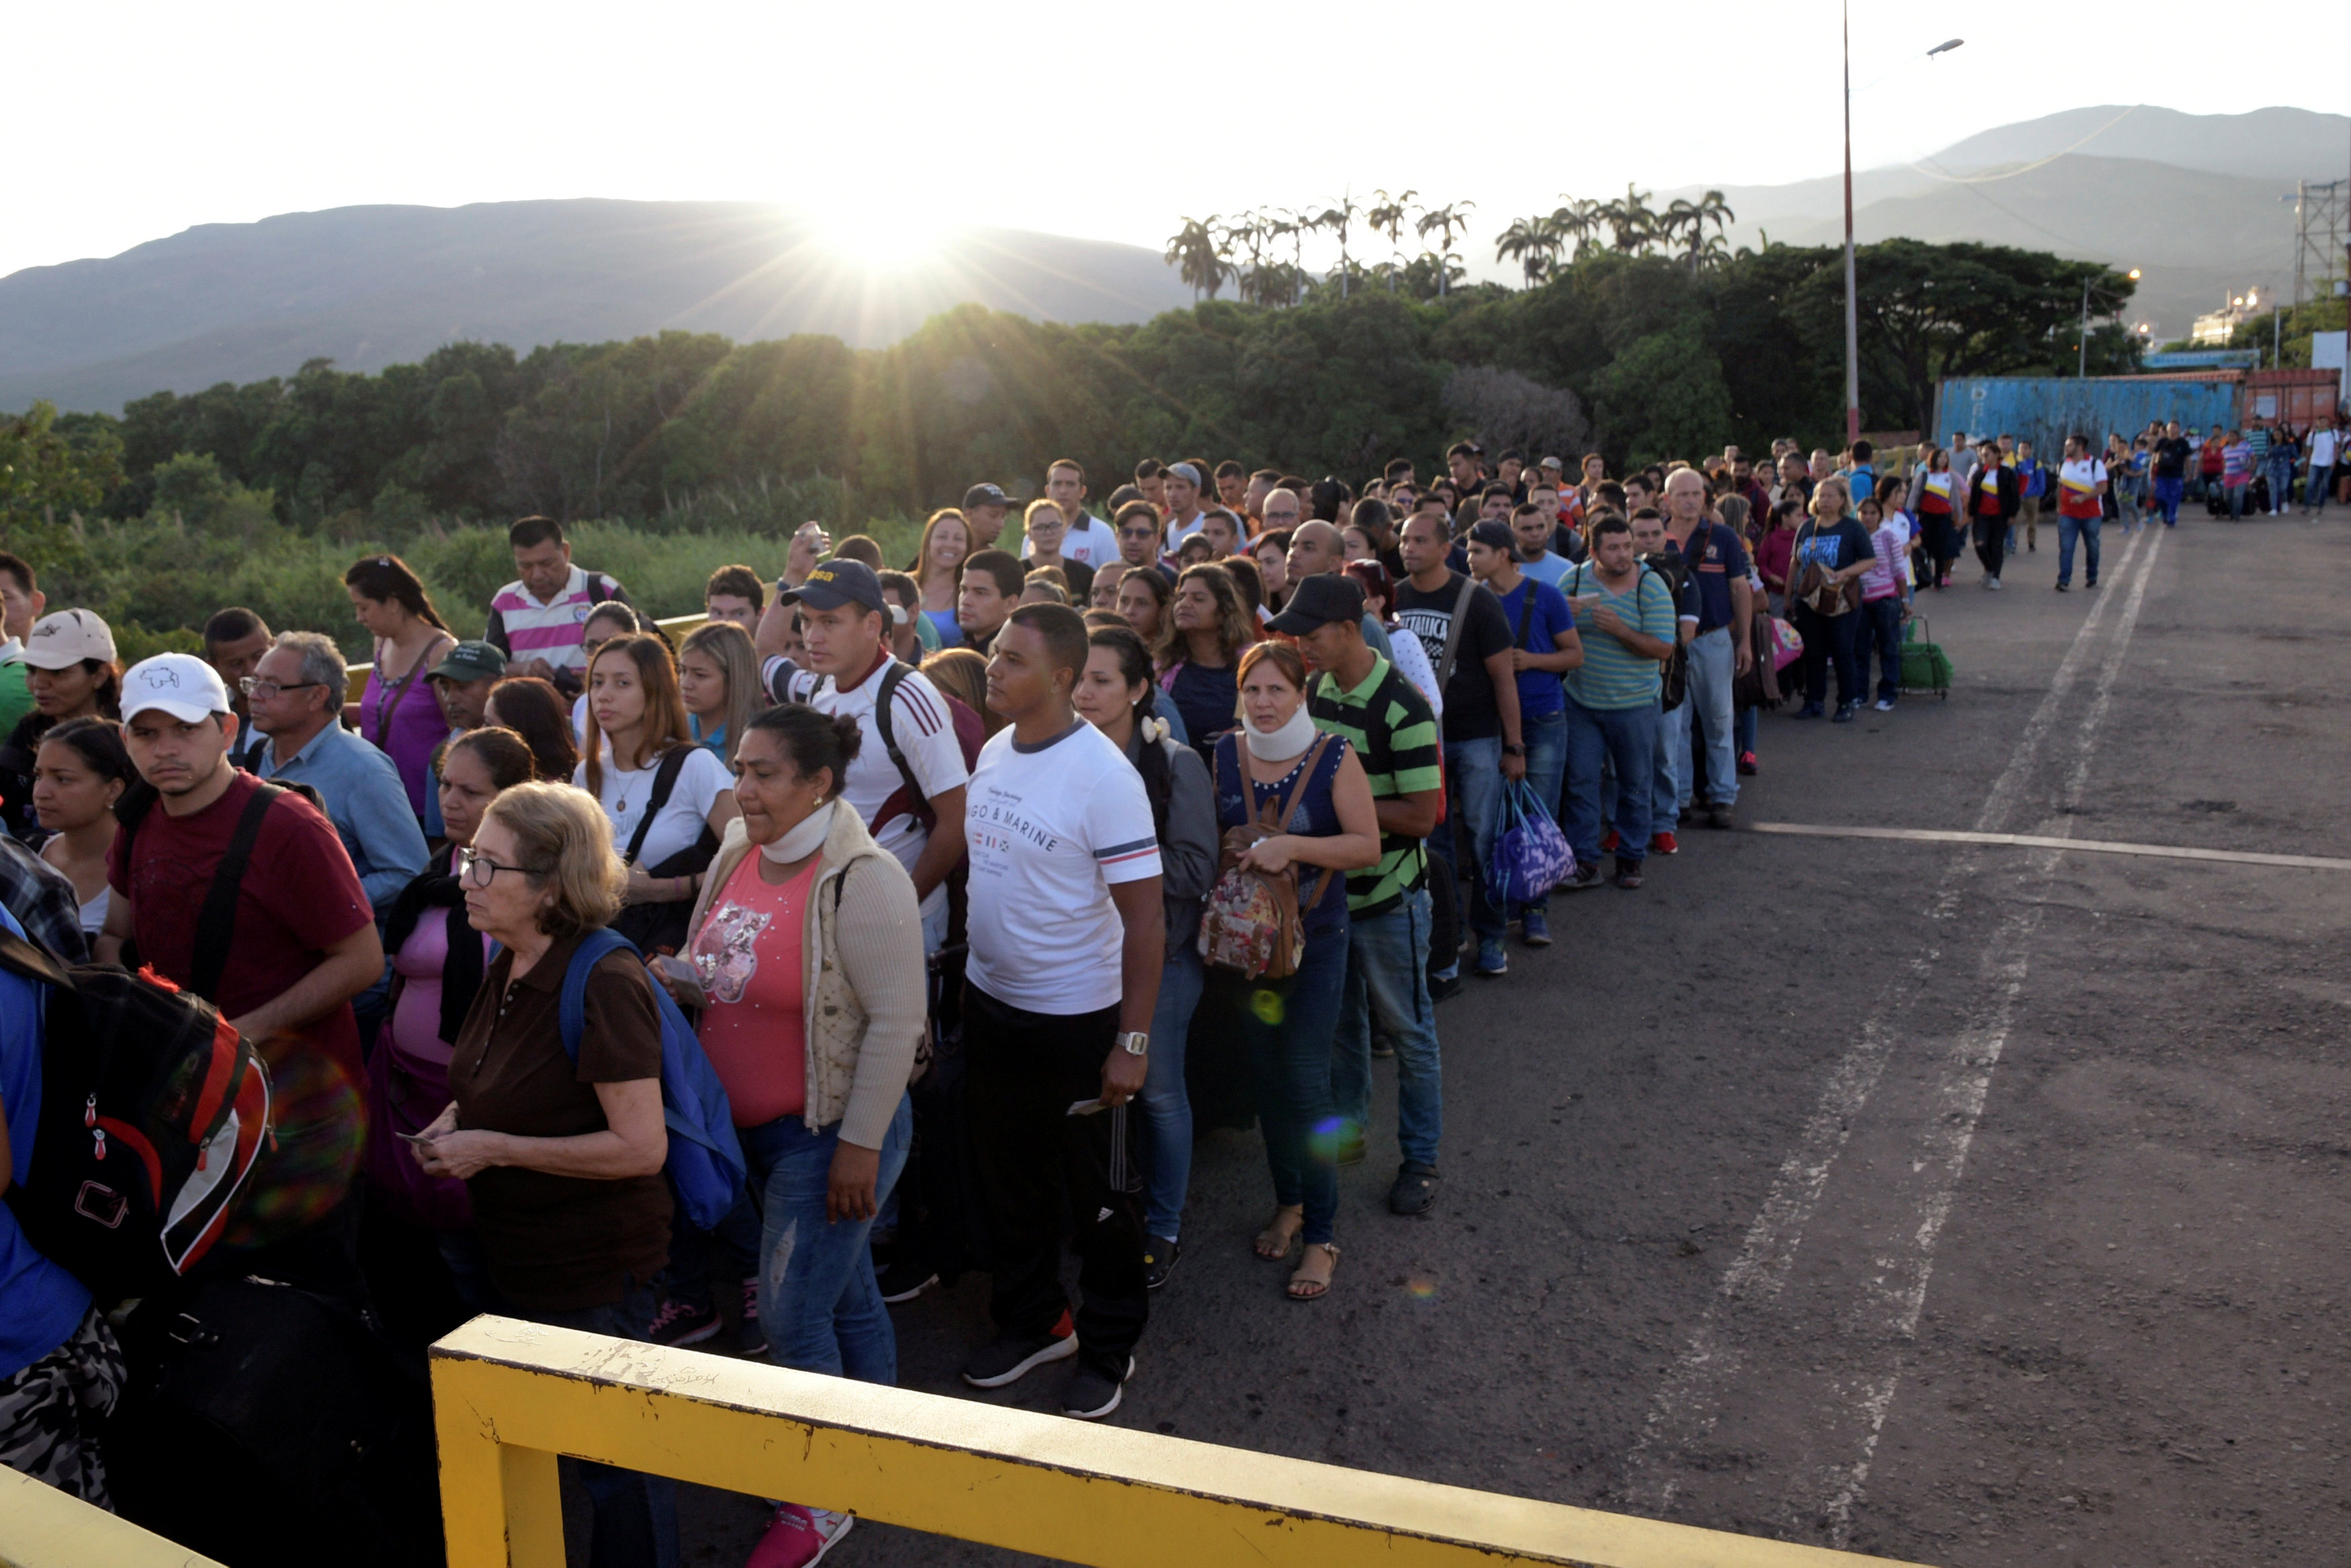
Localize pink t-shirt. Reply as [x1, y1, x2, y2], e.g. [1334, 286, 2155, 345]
[689, 856, 816, 1127]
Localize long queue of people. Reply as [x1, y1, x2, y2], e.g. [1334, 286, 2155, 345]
[0, 432, 1944, 1567]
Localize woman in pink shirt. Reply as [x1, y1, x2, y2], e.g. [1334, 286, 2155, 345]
[345, 555, 458, 818]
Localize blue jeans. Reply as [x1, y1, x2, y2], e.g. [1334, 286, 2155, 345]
[2268, 453, 2295, 511]
[1667, 627, 1738, 808]
[1137, 945, 1203, 1240]
[1232, 924, 1349, 1244]
[1513, 708, 1568, 917]
[1563, 694, 1659, 866]
[1428, 736, 1505, 943]
[660, 1183, 761, 1313]
[740, 1095, 912, 1384]
[1330, 886, 1440, 1170]
[2057, 512, 2101, 587]
[2311, 463, 2336, 514]
[2226, 481, 2250, 518]
[1860, 596, 1903, 702]
[2152, 475, 2184, 526]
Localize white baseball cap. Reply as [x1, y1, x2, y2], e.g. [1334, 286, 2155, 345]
[120, 653, 231, 724]
[20, 608, 117, 670]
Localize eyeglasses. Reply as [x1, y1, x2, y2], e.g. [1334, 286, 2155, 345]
[238, 678, 324, 700]
[455, 847, 548, 888]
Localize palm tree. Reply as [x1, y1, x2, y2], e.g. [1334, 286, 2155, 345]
[1259, 208, 1303, 305]
[1163, 216, 1229, 300]
[1549, 196, 1603, 263]
[1314, 193, 1361, 297]
[1495, 214, 1563, 287]
[1600, 184, 1658, 255]
[1681, 189, 1736, 274]
[1415, 200, 1476, 297]
[1368, 188, 1419, 293]
[1220, 212, 1270, 306]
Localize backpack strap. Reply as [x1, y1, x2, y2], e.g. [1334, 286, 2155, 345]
[188, 782, 288, 1003]
[556, 927, 637, 1064]
[622, 746, 694, 866]
[0, 924, 71, 989]
[1433, 574, 1480, 693]
[1513, 578, 1538, 650]
[869, 661, 934, 828]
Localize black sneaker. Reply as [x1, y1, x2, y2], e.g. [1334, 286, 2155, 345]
[877, 1258, 938, 1305]
[1428, 971, 1464, 1003]
[646, 1297, 721, 1348]
[1142, 1236, 1182, 1291]
[1560, 863, 1605, 893]
[962, 1324, 1078, 1389]
[1061, 1356, 1135, 1420]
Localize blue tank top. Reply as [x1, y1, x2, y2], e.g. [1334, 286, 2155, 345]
[1212, 731, 1351, 939]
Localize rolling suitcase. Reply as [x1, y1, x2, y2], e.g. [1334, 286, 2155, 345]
[1900, 615, 1953, 699]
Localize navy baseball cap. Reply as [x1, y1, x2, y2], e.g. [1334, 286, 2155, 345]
[781, 559, 887, 616]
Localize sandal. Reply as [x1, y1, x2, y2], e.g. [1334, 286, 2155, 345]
[1253, 1206, 1304, 1260]
[1286, 1242, 1339, 1301]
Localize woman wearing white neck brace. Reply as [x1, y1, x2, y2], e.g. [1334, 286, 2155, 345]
[1208, 641, 1382, 1304]
[668, 705, 928, 1560]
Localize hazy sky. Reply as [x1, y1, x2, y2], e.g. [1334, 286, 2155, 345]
[13, 0, 2350, 281]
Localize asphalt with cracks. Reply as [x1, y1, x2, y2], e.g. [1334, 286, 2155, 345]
[627, 508, 2351, 1567]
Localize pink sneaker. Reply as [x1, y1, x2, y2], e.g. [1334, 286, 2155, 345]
[747, 1503, 854, 1568]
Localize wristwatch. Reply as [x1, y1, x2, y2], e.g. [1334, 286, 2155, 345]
[1503, 743, 1527, 757]
[1117, 1031, 1150, 1057]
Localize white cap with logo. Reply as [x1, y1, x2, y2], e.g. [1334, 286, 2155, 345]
[121, 653, 232, 725]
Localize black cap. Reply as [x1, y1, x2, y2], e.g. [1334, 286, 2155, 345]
[780, 559, 887, 616]
[1467, 520, 1515, 551]
[1265, 572, 1366, 636]
[962, 483, 1017, 511]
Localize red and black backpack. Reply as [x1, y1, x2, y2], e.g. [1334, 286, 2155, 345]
[0, 927, 272, 1304]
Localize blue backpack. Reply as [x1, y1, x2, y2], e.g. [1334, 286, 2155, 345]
[557, 927, 748, 1231]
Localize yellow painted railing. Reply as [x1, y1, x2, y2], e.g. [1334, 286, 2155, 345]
[0, 1467, 226, 1567]
[344, 611, 710, 703]
[430, 1316, 1933, 1568]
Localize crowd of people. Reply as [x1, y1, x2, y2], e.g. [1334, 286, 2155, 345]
[0, 406, 2332, 1565]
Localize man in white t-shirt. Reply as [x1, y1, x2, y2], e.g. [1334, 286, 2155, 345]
[768, 560, 969, 952]
[1044, 459, 1120, 568]
[2054, 434, 2109, 593]
[957, 604, 1163, 1423]
[1160, 463, 1210, 549]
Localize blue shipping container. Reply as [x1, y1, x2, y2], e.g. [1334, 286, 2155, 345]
[1933, 377, 2242, 454]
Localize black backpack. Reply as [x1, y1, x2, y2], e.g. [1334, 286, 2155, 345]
[0, 927, 273, 1304]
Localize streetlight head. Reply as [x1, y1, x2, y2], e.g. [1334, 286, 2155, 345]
[2127, 269, 2141, 280]
[1927, 38, 1965, 56]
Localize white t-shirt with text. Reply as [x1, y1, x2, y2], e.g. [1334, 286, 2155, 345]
[964, 721, 1161, 1015]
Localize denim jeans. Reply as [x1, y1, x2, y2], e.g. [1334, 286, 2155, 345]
[2057, 512, 2101, 587]
[1513, 708, 1568, 917]
[1229, 924, 1349, 1245]
[2225, 480, 2250, 518]
[1427, 735, 1505, 942]
[1860, 596, 1904, 702]
[660, 1182, 762, 1314]
[1137, 945, 1203, 1240]
[2311, 463, 2336, 514]
[1562, 694, 1659, 866]
[1667, 627, 1738, 808]
[1329, 886, 1440, 1169]
[2268, 454, 2295, 512]
[2152, 475, 2184, 526]
[740, 1095, 912, 1383]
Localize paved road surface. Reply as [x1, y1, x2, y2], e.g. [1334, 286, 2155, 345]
[642, 514, 2348, 1567]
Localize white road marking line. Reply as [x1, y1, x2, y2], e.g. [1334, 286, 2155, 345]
[1742, 822, 2350, 872]
[1816, 529, 2164, 1545]
[1620, 528, 2162, 1528]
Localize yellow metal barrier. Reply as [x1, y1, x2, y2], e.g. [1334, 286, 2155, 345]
[0, 1468, 226, 1567]
[343, 611, 711, 704]
[430, 1316, 1931, 1568]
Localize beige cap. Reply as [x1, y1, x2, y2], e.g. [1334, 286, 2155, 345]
[20, 609, 117, 670]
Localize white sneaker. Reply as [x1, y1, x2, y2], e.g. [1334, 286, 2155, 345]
[1987, 577, 2002, 590]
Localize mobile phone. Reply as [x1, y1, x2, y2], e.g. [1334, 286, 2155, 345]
[655, 954, 709, 1009]
[1066, 1098, 1108, 1117]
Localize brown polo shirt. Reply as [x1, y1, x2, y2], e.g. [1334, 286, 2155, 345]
[447, 929, 672, 1312]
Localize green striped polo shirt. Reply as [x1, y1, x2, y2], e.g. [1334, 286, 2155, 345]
[1308, 654, 1441, 917]
[1560, 559, 1677, 711]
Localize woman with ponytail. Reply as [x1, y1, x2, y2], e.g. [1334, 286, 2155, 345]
[1073, 623, 1216, 1291]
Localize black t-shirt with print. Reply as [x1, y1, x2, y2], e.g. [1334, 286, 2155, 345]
[1392, 571, 1513, 743]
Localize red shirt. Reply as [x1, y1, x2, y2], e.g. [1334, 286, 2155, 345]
[109, 769, 374, 1238]
[690, 856, 817, 1127]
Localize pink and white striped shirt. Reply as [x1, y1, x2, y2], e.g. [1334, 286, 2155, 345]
[484, 565, 629, 671]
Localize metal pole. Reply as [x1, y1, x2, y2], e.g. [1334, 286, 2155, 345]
[2079, 277, 2090, 378]
[1843, 0, 1860, 449]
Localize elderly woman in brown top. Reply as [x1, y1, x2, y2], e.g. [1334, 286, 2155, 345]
[410, 779, 674, 1568]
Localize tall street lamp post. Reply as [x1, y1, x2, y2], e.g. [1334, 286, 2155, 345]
[1845, 21, 1963, 446]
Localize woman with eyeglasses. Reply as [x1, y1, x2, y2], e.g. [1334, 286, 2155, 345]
[345, 555, 459, 819]
[410, 779, 676, 1567]
[370, 727, 537, 1240]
